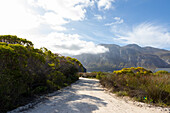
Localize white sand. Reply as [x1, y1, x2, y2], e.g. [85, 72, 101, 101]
[22, 78, 169, 113]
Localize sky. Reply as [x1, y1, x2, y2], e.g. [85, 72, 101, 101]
[0, 0, 170, 55]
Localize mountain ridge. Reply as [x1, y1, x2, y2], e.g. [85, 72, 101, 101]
[74, 44, 170, 72]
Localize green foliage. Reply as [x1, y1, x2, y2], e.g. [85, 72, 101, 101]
[113, 67, 152, 76]
[47, 71, 66, 90]
[0, 35, 33, 47]
[116, 91, 128, 97]
[66, 57, 84, 72]
[32, 86, 48, 94]
[0, 42, 8, 45]
[156, 70, 169, 74]
[100, 67, 170, 106]
[0, 35, 84, 112]
[96, 71, 105, 80]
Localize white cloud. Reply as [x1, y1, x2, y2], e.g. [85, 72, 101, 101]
[0, 0, 41, 34]
[42, 12, 69, 26]
[51, 26, 67, 31]
[0, 0, 95, 34]
[0, 0, 110, 55]
[94, 15, 105, 20]
[105, 17, 124, 26]
[97, 0, 115, 10]
[115, 23, 170, 49]
[29, 0, 94, 21]
[32, 32, 109, 55]
[71, 28, 75, 31]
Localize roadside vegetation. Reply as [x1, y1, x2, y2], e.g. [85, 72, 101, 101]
[79, 67, 170, 107]
[0, 35, 85, 113]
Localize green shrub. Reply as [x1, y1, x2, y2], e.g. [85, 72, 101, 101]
[47, 71, 66, 90]
[0, 35, 83, 112]
[116, 91, 128, 97]
[156, 70, 169, 74]
[96, 72, 107, 80]
[113, 67, 152, 76]
[32, 86, 48, 94]
[100, 67, 170, 106]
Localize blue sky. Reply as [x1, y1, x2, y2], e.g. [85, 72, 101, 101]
[0, 0, 170, 55]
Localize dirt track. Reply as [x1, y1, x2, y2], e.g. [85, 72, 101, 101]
[23, 78, 168, 113]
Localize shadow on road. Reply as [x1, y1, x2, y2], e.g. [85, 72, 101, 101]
[27, 78, 107, 113]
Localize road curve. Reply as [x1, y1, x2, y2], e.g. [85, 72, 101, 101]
[23, 78, 168, 113]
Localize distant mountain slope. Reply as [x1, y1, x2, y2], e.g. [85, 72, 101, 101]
[74, 44, 170, 72]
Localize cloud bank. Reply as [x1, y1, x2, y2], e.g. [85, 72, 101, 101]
[34, 33, 109, 55]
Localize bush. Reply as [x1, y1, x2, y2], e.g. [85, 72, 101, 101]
[113, 67, 152, 76]
[47, 71, 66, 90]
[116, 91, 128, 97]
[0, 35, 83, 112]
[96, 72, 108, 80]
[100, 67, 170, 106]
[156, 70, 169, 74]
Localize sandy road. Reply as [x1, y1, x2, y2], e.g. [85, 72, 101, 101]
[22, 78, 168, 113]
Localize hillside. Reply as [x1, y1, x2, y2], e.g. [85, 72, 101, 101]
[74, 44, 170, 72]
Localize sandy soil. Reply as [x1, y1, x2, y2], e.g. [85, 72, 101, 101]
[22, 78, 169, 113]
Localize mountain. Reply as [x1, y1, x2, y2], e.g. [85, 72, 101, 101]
[73, 44, 170, 72]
